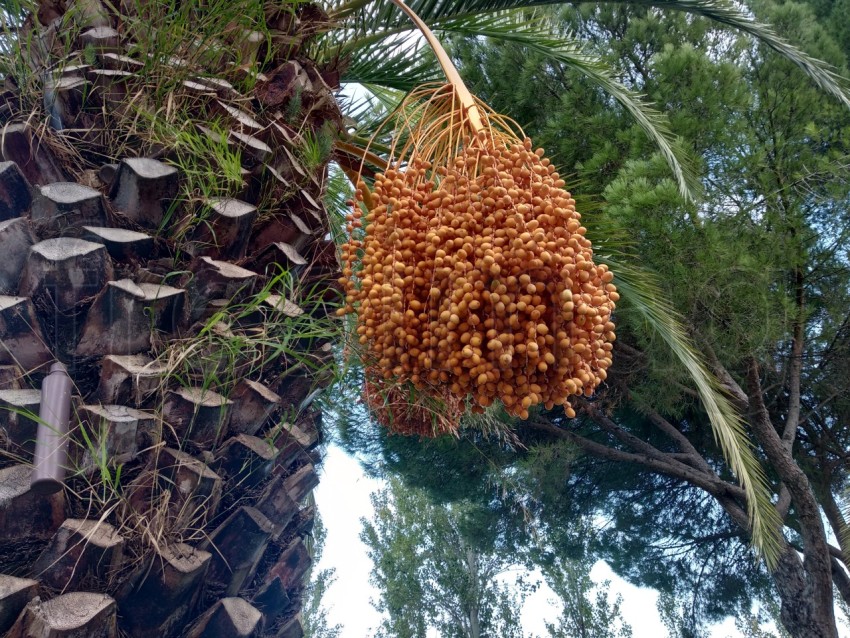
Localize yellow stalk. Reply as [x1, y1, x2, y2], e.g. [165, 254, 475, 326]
[336, 140, 389, 173]
[387, 0, 485, 135]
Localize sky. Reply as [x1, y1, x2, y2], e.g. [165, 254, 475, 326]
[312, 442, 761, 638]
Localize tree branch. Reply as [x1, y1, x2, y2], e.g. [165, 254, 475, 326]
[818, 474, 849, 562]
[782, 267, 805, 448]
[746, 358, 835, 625]
[714, 492, 753, 531]
[704, 347, 750, 412]
[831, 556, 850, 606]
[526, 417, 747, 504]
[776, 485, 792, 521]
[645, 409, 715, 473]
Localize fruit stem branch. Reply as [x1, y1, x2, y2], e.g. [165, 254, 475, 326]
[386, 0, 485, 134]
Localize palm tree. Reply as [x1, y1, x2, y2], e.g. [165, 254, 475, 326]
[0, 0, 846, 636]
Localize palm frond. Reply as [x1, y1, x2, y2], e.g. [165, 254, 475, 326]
[605, 255, 783, 567]
[327, 0, 850, 109]
[436, 11, 700, 198]
[324, 165, 354, 245]
[640, 0, 850, 109]
[358, 83, 408, 114]
[334, 83, 398, 137]
[331, 11, 697, 198]
[342, 35, 441, 90]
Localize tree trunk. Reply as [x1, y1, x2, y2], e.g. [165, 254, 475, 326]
[527, 396, 842, 638]
[466, 548, 481, 638]
[772, 543, 839, 638]
[0, 2, 340, 636]
[746, 361, 838, 637]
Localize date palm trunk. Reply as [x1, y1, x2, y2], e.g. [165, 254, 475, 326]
[0, 1, 340, 636]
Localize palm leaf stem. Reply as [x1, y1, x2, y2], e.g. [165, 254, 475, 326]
[336, 139, 390, 173]
[384, 0, 485, 133]
[344, 134, 394, 157]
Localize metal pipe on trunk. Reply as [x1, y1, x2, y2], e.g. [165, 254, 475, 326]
[30, 361, 73, 494]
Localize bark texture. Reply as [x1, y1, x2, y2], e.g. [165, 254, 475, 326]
[0, 1, 341, 636]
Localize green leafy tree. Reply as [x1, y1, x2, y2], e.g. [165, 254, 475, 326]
[361, 477, 527, 638]
[542, 555, 633, 638]
[657, 591, 710, 638]
[732, 601, 791, 638]
[303, 512, 343, 638]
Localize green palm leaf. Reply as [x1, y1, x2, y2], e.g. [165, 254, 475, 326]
[638, 0, 850, 109]
[326, 0, 850, 109]
[605, 255, 783, 567]
[329, 11, 698, 198]
[436, 11, 700, 198]
[342, 36, 441, 90]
